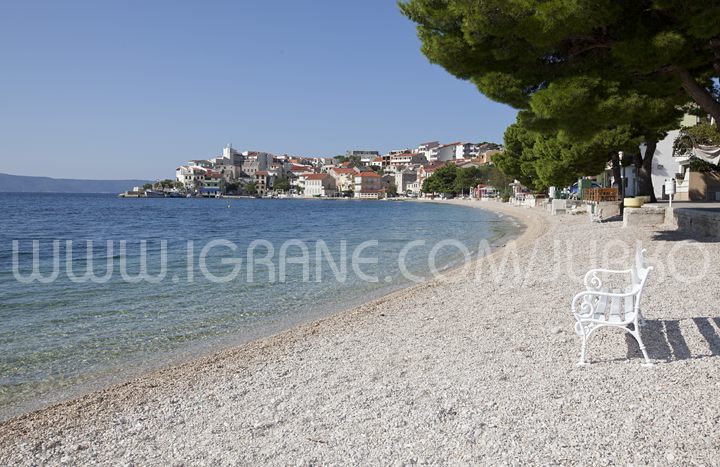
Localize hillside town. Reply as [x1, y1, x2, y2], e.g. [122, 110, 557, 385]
[121, 141, 503, 199]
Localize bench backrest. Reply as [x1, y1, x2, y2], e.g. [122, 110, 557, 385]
[631, 246, 652, 307]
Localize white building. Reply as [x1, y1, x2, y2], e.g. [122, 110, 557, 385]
[417, 141, 440, 161]
[645, 114, 701, 199]
[395, 168, 418, 194]
[435, 142, 464, 162]
[303, 173, 337, 197]
[389, 152, 427, 171]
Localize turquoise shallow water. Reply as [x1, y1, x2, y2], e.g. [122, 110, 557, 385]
[0, 193, 514, 418]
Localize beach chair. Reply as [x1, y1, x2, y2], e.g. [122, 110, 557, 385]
[571, 246, 653, 366]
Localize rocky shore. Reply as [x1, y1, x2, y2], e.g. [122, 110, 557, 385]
[1, 200, 719, 465]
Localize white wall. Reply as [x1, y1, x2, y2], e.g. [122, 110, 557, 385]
[641, 129, 681, 200]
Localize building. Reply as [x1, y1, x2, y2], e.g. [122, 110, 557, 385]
[435, 143, 464, 162]
[254, 171, 273, 196]
[176, 164, 226, 194]
[347, 150, 380, 164]
[200, 170, 224, 197]
[455, 159, 486, 170]
[394, 167, 418, 194]
[175, 165, 206, 189]
[241, 158, 268, 178]
[329, 167, 359, 193]
[354, 171, 385, 199]
[648, 114, 701, 200]
[477, 149, 502, 165]
[417, 141, 440, 161]
[389, 152, 427, 171]
[303, 173, 337, 197]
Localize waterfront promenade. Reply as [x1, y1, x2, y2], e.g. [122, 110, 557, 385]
[1, 201, 719, 464]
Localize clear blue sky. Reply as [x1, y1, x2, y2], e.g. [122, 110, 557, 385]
[0, 0, 517, 180]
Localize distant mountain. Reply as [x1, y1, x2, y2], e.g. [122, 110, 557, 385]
[0, 173, 153, 194]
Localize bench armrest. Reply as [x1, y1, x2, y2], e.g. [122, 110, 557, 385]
[583, 268, 632, 289]
[571, 287, 640, 313]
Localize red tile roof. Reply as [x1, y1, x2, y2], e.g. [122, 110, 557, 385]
[421, 161, 447, 172]
[356, 172, 381, 178]
[332, 168, 356, 174]
[304, 173, 328, 180]
[255, 171, 269, 176]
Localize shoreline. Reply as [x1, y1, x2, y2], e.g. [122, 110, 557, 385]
[0, 199, 533, 424]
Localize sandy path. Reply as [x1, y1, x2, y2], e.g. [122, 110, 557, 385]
[1, 201, 719, 465]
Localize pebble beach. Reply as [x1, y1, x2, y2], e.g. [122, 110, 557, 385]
[1, 200, 719, 465]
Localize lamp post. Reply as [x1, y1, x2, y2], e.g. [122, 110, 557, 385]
[619, 151, 625, 214]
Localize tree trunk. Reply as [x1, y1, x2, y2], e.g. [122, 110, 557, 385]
[636, 140, 657, 203]
[674, 68, 720, 128]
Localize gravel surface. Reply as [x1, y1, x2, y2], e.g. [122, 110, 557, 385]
[1, 200, 719, 465]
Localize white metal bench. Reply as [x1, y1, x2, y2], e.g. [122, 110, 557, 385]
[571, 246, 653, 366]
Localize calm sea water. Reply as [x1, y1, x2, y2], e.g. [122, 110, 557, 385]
[0, 193, 515, 418]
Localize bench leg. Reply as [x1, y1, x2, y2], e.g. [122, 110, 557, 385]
[577, 332, 590, 366]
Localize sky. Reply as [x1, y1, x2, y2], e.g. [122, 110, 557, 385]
[0, 1, 517, 180]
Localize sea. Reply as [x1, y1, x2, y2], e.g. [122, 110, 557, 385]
[0, 193, 517, 419]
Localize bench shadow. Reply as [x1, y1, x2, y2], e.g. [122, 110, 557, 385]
[601, 214, 623, 223]
[622, 317, 720, 362]
[651, 230, 720, 243]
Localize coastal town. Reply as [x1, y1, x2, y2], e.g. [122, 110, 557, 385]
[120, 141, 503, 199]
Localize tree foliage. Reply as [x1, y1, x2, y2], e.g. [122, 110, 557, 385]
[243, 182, 257, 195]
[387, 182, 398, 196]
[400, 0, 720, 125]
[674, 121, 720, 156]
[496, 117, 643, 190]
[401, 0, 720, 200]
[422, 164, 457, 194]
[225, 182, 239, 194]
[454, 166, 484, 193]
[422, 164, 510, 195]
[673, 122, 720, 172]
[273, 176, 291, 191]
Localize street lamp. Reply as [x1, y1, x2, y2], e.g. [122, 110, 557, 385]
[619, 151, 625, 213]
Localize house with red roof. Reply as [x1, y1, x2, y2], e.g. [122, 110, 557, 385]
[354, 171, 385, 199]
[370, 156, 384, 169]
[329, 167, 359, 194]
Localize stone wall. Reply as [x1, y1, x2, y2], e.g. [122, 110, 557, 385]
[623, 205, 666, 228]
[669, 206, 720, 240]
